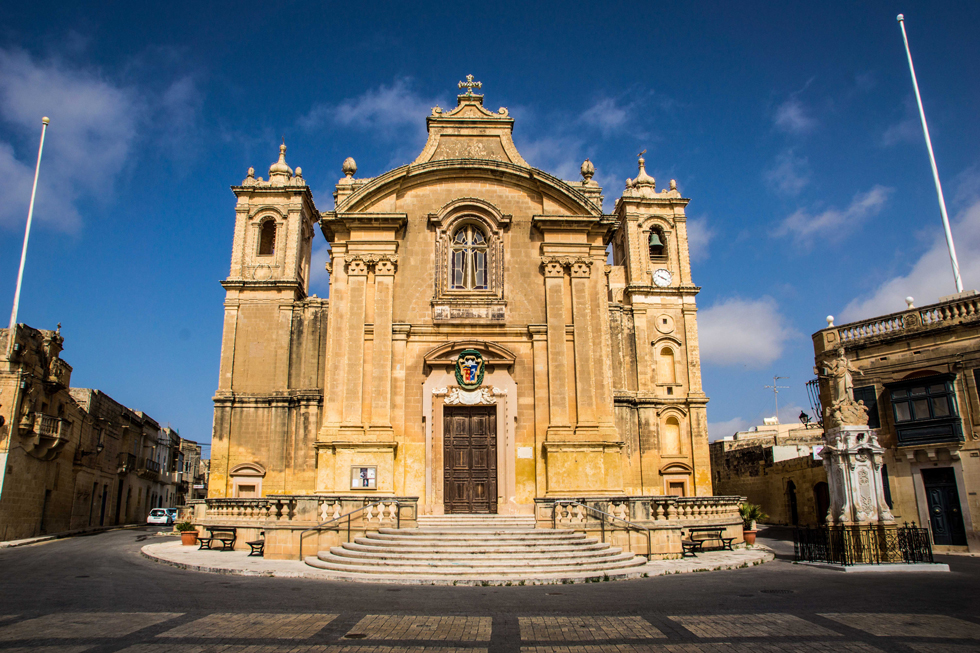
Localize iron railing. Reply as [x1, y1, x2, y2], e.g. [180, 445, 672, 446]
[794, 523, 933, 565]
[298, 499, 402, 561]
[552, 500, 652, 560]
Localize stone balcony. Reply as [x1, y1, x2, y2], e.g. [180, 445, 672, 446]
[814, 291, 980, 355]
[21, 412, 72, 460]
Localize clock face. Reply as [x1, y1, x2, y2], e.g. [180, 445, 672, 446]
[653, 268, 672, 287]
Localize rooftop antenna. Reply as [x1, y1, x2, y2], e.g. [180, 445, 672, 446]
[897, 14, 963, 293]
[764, 376, 789, 423]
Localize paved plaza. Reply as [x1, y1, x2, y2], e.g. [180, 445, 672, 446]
[0, 527, 977, 652]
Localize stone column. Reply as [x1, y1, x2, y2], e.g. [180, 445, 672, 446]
[369, 257, 396, 438]
[528, 325, 549, 493]
[569, 259, 597, 429]
[542, 258, 571, 435]
[322, 245, 348, 426]
[342, 256, 368, 427]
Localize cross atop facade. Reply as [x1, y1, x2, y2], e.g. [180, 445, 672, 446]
[458, 74, 483, 96]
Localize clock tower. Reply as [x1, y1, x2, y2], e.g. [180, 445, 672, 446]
[607, 154, 712, 496]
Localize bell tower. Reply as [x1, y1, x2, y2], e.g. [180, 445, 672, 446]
[609, 155, 712, 496]
[224, 144, 317, 295]
[210, 144, 325, 498]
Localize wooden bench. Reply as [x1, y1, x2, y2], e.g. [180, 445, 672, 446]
[247, 531, 265, 557]
[198, 527, 237, 551]
[686, 527, 735, 551]
[681, 539, 703, 557]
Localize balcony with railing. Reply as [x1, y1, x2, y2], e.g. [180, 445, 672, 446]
[117, 453, 136, 474]
[22, 413, 72, 459]
[823, 292, 980, 348]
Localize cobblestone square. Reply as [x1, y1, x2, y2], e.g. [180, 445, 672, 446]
[667, 614, 840, 639]
[519, 616, 665, 641]
[345, 615, 492, 641]
[520, 643, 885, 653]
[820, 613, 980, 639]
[157, 613, 338, 639]
[119, 646, 487, 653]
[0, 612, 182, 641]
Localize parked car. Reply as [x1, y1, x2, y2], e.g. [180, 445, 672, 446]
[147, 508, 173, 525]
[165, 508, 178, 523]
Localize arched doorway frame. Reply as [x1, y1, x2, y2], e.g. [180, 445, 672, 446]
[421, 341, 519, 515]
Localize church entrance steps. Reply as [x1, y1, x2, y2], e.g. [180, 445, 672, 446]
[141, 540, 773, 585]
[303, 523, 647, 581]
[417, 514, 536, 526]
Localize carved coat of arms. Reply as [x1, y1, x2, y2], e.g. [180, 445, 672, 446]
[455, 349, 485, 390]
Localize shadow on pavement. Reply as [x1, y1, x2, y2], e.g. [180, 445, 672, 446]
[756, 524, 796, 561]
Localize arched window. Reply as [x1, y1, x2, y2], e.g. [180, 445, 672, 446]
[649, 227, 666, 260]
[451, 224, 488, 290]
[663, 416, 681, 455]
[258, 220, 276, 256]
[658, 348, 676, 384]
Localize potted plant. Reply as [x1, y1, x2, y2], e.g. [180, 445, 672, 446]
[176, 521, 198, 546]
[739, 503, 768, 546]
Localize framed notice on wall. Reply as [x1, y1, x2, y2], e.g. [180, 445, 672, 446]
[351, 466, 377, 490]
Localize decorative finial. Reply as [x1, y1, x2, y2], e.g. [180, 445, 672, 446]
[670, 179, 677, 191]
[827, 315, 835, 327]
[458, 74, 482, 96]
[580, 159, 595, 182]
[631, 149, 655, 188]
[342, 157, 357, 178]
[247, 166, 255, 178]
[905, 296, 915, 309]
[268, 142, 293, 179]
[295, 166, 303, 178]
[42, 117, 50, 125]
[638, 149, 647, 164]
[56, 323, 61, 334]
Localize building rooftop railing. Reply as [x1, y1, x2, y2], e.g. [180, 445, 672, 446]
[824, 292, 979, 347]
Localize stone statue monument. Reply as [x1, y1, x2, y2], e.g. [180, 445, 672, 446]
[817, 347, 894, 526]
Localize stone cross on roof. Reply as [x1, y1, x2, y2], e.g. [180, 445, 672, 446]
[458, 74, 482, 96]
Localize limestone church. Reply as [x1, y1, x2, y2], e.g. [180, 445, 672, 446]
[209, 78, 712, 518]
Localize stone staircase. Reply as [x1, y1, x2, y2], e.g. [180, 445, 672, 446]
[303, 514, 649, 585]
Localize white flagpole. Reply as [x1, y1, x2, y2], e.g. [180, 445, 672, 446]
[897, 14, 963, 294]
[7, 117, 50, 349]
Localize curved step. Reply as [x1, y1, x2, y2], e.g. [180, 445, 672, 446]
[327, 546, 626, 564]
[307, 554, 645, 576]
[339, 541, 615, 556]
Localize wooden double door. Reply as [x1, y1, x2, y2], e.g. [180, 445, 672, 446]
[444, 406, 497, 514]
[922, 467, 967, 546]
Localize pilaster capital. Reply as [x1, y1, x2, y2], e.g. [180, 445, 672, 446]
[569, 259, 592, 278]
[541, 257, 567, 278]
[346, 256, 369, 276]
[346, 254, 398, 276]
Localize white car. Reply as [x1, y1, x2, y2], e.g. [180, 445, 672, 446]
[147, 508, 173, 525]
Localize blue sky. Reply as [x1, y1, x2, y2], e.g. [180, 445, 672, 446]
[2, 1, 979, 455]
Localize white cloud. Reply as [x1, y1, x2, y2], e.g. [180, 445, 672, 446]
[686, 217, 714, 262]
[881, 96, 920, 147]
[764, 150, 810, 196]
[774, 97, 816, 134]
[708, 416, 750, 442]
[579, 97, 631, 137]
[300, 78, 444, 143]
[775, 185, 892, 245]
[699, 296, 799, 367]
[839, 198, 980, 322]
[0, 48, 139, 231]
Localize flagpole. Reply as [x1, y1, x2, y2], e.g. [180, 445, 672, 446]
[7, 117, 49, 352]
[897, 14, 963, 294]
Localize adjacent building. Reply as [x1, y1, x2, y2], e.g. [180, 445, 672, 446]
[710, 421, 828, 527]
[812, 291, 980, 552]
[0, 324, 182, 541]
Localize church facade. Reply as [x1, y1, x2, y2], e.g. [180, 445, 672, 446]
[208, 80, 713, 521]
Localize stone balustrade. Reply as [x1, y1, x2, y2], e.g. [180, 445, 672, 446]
[537, 495, 745, 559]
[194, 495, 419, 559]
[835, 294, 980, 345]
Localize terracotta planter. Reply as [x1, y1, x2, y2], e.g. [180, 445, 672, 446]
[743, 529, 757, 546]
[180, 531, 199, 546]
